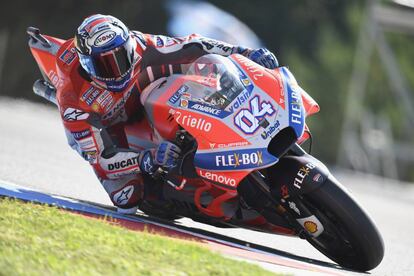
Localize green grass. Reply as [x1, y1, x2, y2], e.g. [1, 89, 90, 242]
[0, 199, 278, 276]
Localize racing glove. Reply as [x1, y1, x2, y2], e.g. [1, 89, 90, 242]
[248, 48, 279, 69]
[155, 141, 181, 168]
[139, 141, 181, 175]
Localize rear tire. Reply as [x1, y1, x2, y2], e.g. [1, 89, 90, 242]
[302, 174, 384, 271]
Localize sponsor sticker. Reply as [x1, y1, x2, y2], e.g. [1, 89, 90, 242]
[242, 79, 251, 86]
[195, 148, 277, 171]
[81, 86, 94, 101]
[155, 36, 164, 47]
[164, 37, 179, 46]
[313, 173, 323, 183]
[102, 89, 132, 121]
[180, 98, 189, 108]
[63, 108, 89, 121]
[48, 70, 63, 88]
[297, 215, 324, 237]
[94, 30, 116, 47]
[209, 141, 249, 149]
[228, 89, 252, 113]
[187, 101, 231, 118]
[282, 67, 304, 138]
[96, 90, 114, 111]
[83, 150, 97, 162]
[81, 86, 101, 106]
[107, 156, 139, 171]
[59, 48, 76, 65]
[174, 110, 212, 132]
[234, 95, 275, 134]
[78, 137, 95, 149]
[92, 103, 100, 112]
[169, 85, 189, 104]
[215, 151, 263, 168]
[199, 170, 237, 187]
[293, 162, 316, 189]
[288, 201, 301, 215]
[200, 38, 232, 54]
[290, 88, 302, 125]
[304, 221, 318, 234]
[72, 129, 91, 140]
[261, 120, 280, 139]
[154, 35, 179, 47]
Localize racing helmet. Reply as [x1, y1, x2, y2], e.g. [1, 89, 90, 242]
[75, 14, 140, 92]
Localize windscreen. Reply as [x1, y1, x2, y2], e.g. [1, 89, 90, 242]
[183, 54, 246, 109]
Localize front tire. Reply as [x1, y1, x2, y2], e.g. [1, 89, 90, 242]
[302, 174, 384, 271]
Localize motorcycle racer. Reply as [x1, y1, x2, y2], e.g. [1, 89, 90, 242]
[57, 14, 279, 214]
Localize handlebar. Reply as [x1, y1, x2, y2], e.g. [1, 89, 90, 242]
[33, 79, 57, 105]
[27, 27, 52, 48]
[152, 166, 187, 191]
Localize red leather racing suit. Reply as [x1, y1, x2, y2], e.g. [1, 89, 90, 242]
[56, 31, 250, 213]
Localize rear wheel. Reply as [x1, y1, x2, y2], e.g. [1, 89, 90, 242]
[301, 175, 384, 271]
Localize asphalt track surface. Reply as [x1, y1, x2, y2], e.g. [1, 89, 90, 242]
[1, 97, 414, 275]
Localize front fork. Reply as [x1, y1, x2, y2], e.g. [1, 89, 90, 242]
[245, 172, 324, 239]
[243, 144, 330, 238]
[279, 196, 325, 238]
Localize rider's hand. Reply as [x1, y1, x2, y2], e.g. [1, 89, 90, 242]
[155, 141, 181, 168]
[139, 150, 156, 175]
[248, 48, 279, 69]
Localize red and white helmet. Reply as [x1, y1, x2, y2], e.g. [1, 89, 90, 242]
[75, 14, 141, 92]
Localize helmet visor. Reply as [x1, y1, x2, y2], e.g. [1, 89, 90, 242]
[79, 37, 136, 80]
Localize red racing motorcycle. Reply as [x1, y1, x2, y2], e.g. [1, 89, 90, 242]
[28, 27, 384, 271]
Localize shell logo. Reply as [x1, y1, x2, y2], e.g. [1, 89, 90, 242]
[180, 99, 189, 108]
[304, 221, 318, 234]
[92, 103, 100, 112]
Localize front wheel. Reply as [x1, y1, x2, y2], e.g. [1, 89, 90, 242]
[301, 174, 384, 271]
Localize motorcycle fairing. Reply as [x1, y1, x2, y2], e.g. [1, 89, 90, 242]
[188, 57, 308, 181]
[228, 55, 306, 143]
[230, 54, 286, 111]
[29, 35, 65, 86]
[144, 54, 310, 188]
[140, 54, 319, 218]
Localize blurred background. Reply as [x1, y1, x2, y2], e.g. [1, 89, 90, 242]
[0, 0, 413, 182]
